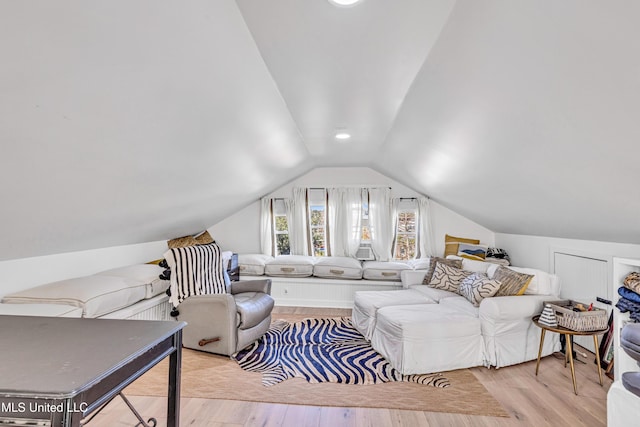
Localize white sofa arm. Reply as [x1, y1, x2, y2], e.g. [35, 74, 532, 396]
[479, 294, 553, 321]
[400, 270, 428, 289]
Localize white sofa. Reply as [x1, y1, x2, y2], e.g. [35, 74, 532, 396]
[353, 257, 561, 374]
[0, 263, 171, 320]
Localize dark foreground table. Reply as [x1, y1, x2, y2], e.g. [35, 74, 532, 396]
[0, 315, 185, 426]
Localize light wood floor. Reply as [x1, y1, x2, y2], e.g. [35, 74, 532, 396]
[90, 306, 611, 427]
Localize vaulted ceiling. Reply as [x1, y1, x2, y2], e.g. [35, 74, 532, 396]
[1, 0, 639, 261]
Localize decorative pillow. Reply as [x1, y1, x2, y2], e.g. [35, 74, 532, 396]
[624, 272, 640, 294]
[167, 230, 214, 249]
[421, 257, 463, 285]
[458, 273, 501, 307]
[163, 242, 227, 307]
[362, 261, 412, 281]
[457, 243, 488, 260]
[264, 255, 315, 277]
[486, 247, 511, 263]
[428, 262, 471, 293]
[314, 256, 363, 280]
[493, 266, 533, 297]
[238, 254, 274, 276]
[444, 234, 480, 258]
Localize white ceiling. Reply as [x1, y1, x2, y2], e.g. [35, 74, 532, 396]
[1, 0, 639, 261]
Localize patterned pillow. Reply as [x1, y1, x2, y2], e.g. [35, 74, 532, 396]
[421, 257, 463, 285]
[458, 273, 501, 307]
[428, 262, 471, 293]
[624, 272, 640, 294]
[444, 234, 480, 258]
[493, 266, 533, 297]
[486, 247, 511, 263]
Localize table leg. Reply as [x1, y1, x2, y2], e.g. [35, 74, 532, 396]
[593, 335, 604, 386]
[535, 328, 546, 376]
[168, 330, 183, 427]
[565, 334, 578, 395]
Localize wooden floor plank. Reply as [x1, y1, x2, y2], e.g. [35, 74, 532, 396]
[89, 306, 610, 426]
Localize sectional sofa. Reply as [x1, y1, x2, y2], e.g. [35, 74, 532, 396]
[353, 256, 562, 374]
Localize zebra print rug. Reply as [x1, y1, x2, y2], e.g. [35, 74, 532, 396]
[232, 317, 450, 388]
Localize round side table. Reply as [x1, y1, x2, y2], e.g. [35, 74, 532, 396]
[532, 314, 608, 395]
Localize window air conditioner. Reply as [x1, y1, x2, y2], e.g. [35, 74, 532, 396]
[356, 244, 375, 261]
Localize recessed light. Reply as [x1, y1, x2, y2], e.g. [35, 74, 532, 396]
[335, 132, 351, 140]
[328, 0, 361, 6]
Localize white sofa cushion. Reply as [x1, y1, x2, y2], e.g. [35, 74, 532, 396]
[362, 261, 411, 281]
[95, 264, 169, 299]
[265, 255, 316, 277]
[410, 285, 459, 302]
[0, 302, 83, 318]
[238, 254, 273, 276]
[2, 275, 146, 318]
[313, 256, 362, 279]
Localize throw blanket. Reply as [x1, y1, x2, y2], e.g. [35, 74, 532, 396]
[616, 289, 640, 323]
[233, 317, 450, 388]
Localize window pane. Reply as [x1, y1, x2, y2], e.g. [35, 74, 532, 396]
[275, 215, 288, 232]
[361, 225, 371, 241]
[310, 206, 325, 226]
[276, 234, 290, 255]
[311, 228, 325, 257]
[394, 235, 416, 260]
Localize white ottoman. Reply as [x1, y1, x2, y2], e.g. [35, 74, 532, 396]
[353, 289, 435, 340]
[371, 304, 484, 374]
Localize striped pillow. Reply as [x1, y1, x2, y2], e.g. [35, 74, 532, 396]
[164, 242, 227, 307]
[458, 273, 501, 307]
[493, 266, 533, 297]
[421, 257, 463, 285]
[428, 262, 471, 293]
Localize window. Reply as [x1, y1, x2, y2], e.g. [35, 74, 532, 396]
[308, 189, 327, 257]
[273, 199, 290, 255]
[361, 201, 371, 242]
[394, 202, 417, 260]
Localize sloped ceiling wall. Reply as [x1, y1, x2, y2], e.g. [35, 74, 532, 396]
[376, 0, 640, 244]
[0, 1, 313, 260]
[1, 0, 639, 262]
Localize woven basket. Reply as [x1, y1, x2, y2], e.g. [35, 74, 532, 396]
[546, 300, 608, 332]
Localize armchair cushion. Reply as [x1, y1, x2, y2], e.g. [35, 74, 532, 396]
[234, 292, 275, 329]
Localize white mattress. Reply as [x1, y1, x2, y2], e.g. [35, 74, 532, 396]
[0, 302, 83, 318]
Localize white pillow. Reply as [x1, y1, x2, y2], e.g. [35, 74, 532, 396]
[313, 257, 362, 279]
[507, 266, 558, 296]
[95, 263, 169, 299]
[409, 258, 431, 270]
[265, 255, 316, 277]
[2, 275, 146, 318]
[238, 254, 274, 276]
[362, 261, 412, 281]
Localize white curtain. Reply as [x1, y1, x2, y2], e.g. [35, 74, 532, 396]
[418, 196, 436, 258]
[260, 197, 273, 256]
[368, 187, 394, 261]
[289, 187, 310, 256]
[327, 188, 365, 257]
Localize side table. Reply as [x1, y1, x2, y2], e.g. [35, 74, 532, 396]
[532, 314, 608, 395]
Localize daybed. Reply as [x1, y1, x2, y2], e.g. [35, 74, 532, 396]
[0, 263, 172, 320]
[353, 256, 562, 374]
[237, 254, 429, 308]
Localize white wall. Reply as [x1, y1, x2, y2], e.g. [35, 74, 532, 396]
[0, 240, 167, 297]
[495, 233, 640, 272]
[209, 167, 494, 255]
